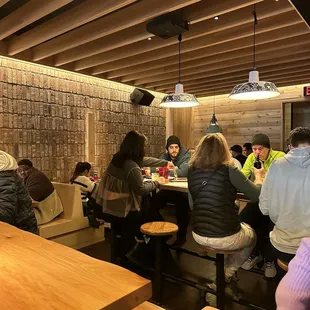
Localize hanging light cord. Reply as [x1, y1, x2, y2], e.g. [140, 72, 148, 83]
[213, 86, 215, 115]
[178, 34, 182, 83]
[252, 4, 258, 70]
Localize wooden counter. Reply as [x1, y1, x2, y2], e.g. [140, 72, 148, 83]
[0, 222, 152, 310]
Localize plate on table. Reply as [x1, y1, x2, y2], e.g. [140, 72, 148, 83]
[168, 176, 174, 180]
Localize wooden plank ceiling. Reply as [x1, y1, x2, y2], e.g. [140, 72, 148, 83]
[0, 0, 309, 97]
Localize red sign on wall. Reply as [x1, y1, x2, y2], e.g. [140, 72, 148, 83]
[304, 86, 310, 97]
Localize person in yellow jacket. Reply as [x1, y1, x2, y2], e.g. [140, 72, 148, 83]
[242, 133, 285, 179]
[240, 133, 285, 279]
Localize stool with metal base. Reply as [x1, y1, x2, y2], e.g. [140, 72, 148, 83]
[109, 218, 124, 264]
[197, 246, 240, 310]
[141, 221, 178, 302]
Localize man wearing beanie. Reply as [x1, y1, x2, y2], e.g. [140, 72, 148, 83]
[241, 133, 285, 178]
[240, 133, 285, 278]
[154, 135, 191, 247]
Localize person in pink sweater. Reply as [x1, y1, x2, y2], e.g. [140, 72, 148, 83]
[276, 238, 310, 310]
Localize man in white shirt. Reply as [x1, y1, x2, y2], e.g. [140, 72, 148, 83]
[259, 127, 310, 263]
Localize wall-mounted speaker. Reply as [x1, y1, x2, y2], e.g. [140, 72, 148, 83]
[130, 88, 155, 106]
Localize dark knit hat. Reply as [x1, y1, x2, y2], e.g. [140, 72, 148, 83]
[166, 135, 181, 150]
[252, 133, 271, 148]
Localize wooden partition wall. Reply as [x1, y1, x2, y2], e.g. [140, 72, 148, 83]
[172, 84, 310, 151]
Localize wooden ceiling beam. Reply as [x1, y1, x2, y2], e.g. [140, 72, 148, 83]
[118, 29, 309, 82]
[183, 67, 310, 93]
[0, 0, 73, 41]
[130, 40, 310, 86]
[194, 77, 310, 97]
[27, 0, 200, 61]
[142, 50, 310, 89]
[139, 45, 310, 88]
[90, 10, 302, 75]
[8, 0, 138, 56]
[62, 0, 264, 67]
[157, 63, 310, 93]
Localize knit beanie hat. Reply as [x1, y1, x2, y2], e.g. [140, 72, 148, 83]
[252, 133, 271, 148]
[166, 135, 181, 150]
[0, 151, 18, 171]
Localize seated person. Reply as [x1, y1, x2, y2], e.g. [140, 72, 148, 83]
[230, 145, 247, 167]
[17, 159, 63, 225]
[155, 135, 191, 247]
[240, 133, 285, 278]
[70, 162, 96, 215]
[0, 151, 37, 233]
[259, 127, 310, 263]
[243, 142, 252, 157]
[187, 133, 263, 282]
[93, 130, 168, 259]
[276, 238, 310, 310]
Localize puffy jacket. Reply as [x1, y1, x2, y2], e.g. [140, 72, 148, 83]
[188, 166, 240, 238]
[0, 170, 37, 233]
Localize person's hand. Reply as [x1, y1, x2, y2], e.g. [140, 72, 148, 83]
[253, 167, 265, 183]
[156, 176, 166, 185]
[167, 161, 175, 170]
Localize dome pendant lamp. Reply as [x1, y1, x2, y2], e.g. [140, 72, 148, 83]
[206, 87, 222, 133]
[160, 34, 199, 108]
[229, 5, 280, 100]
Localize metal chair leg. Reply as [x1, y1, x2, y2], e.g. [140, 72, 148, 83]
[216, 253, 226, 310]
[110, 222, 117, 264]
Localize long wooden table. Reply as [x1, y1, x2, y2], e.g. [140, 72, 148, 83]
[159, 180, 249, 201]
[0, 222, 151, 310]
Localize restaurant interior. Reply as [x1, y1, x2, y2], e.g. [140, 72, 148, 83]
[0, 0, 310, 309]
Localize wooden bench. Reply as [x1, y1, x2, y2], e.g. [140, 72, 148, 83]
[134, 301, 165, 309]
[38, 182, 104, 249]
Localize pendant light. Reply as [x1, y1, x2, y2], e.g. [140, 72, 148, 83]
[229, 5, 280, 100]
[160, 34, 199, 108]
[206, 87, 222, 133]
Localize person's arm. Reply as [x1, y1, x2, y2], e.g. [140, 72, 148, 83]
[126, 166, 158, 195]
[16, 176, 38, 234]
[81, 176, 96, 194]
[259, 164, 274, 216]
[228, 165, 262, 202]
[188, 191, 193, 211]
[176, 161, 189, 177]
[143, 157, 168, 167]
[276, 238, 310, 310]
[241, 154, 254, 178]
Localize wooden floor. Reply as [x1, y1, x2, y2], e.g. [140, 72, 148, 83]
[80, 209, 279, 310]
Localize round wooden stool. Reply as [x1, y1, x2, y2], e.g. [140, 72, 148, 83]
[141, 222, 178, 302]
[197, 245, 241, 310]
[277, 258, 289, 272]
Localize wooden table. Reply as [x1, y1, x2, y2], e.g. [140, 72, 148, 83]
[159, 181, 188, 193]
[0, 222, 152, 310]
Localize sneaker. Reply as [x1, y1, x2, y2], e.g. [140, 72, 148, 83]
[241, 253, 263, 270]
[264, 261, 277, 278]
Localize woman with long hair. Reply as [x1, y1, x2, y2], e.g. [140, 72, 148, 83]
[70, 161, 95, 215]
[93, 130, 169, 258]
[188, 133, 264, 282]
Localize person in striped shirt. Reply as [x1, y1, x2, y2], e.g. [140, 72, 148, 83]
[70, 162, 95, 215]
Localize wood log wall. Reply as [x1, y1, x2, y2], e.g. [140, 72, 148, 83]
[173, 84, 310, 151]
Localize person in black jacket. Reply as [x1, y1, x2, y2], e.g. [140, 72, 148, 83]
[230, 145, 247, 167]
[0, 151, 37, 234]
[188, 133, 263, 282]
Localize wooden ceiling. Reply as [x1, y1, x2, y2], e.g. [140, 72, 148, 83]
[0, 0, 310, 97]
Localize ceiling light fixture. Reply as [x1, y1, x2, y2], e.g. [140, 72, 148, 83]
[147, 37, 152, 40]
[206, 87, 222, 133]
[160, 34, 199, 108]
[214, 16, 219, 20]
[229, 5, 280, 100]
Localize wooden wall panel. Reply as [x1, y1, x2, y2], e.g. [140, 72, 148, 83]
[172, 84, 310, 151]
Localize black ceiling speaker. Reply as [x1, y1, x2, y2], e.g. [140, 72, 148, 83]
[147, 11, 189, 39]
[130, 88, 155, 106]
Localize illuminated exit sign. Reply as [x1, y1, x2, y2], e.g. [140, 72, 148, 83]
[304, 86, 310, 97]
